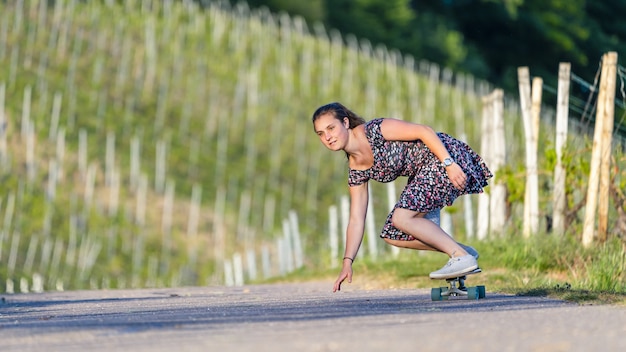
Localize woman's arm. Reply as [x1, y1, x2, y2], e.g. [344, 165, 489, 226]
[379, 118, 451, 162]
[344, 182, 369, 260]
[333, 182, 369, 292]
[379, 118, 467, 190]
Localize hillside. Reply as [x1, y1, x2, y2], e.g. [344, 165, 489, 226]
[0, 0, 579, 291]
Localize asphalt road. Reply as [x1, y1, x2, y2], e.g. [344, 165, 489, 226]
[1, 281, 624, 352]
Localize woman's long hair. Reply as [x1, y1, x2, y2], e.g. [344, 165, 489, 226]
[311, 102, 366, 130]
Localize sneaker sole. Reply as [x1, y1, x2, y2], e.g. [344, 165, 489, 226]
[444, 268, 482, 281]
[429, 263, 479, 280]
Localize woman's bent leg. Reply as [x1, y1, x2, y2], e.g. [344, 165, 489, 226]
[391, 208, 479, 278]
[390, 208, 466, 257]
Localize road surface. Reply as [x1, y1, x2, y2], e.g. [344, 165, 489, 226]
[1, 281, 624, 351]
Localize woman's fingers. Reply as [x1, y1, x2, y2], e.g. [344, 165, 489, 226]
[333, 268, 352, 292]
[448, 166, 467, 190]
[456, 175, 466, 190]
[333, 276, 345, 292]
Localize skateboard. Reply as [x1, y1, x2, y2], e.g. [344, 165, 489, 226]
[430, 268, 486, 301]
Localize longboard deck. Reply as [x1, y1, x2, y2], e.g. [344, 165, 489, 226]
[430, 268, 485, 301]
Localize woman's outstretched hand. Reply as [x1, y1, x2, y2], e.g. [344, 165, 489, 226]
[446, 163, 467, 191]
[332, 262, 353, 292]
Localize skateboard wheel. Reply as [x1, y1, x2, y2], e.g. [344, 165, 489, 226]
[440, 287, 449, 300]
[477, 285, 486, 298]
[431, 287, 443, 301]
[467, 287, 479, 300]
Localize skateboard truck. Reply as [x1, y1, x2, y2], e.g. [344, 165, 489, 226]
[431, 268, 486, 301]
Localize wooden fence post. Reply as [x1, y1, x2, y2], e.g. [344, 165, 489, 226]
[552, 63, 571, 236]
[233, 252, 244, 286]
[461, 133, 476, 239]
[329, 205, 339, 267]
[597, 53, 618, 243]
[340, 195, 349, 250]
[531, 77, 543, 154]
[262, 245, 271, 279]
[223, 259, 234, 287]
[477, 93, 492, 240]
[489, 89, 507, 235]
[246, 249, 257, 281]
[530, 76, 543, 231]
[289, 210, 303, 269]
[518, 67, 540, 237]
[281, 218, 294, 273]
[582, 52, 618, 246]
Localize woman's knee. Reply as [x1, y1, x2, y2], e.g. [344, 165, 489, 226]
[390, 208, 419, 229]
[390, 208, 406, 227]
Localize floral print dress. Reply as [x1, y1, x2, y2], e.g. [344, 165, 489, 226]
[348, 118, 493, 241]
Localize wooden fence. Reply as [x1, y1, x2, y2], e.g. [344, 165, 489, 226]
[0, 1, 622, 292]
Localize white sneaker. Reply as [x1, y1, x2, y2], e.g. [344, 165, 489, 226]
[429, 254, 479, 279]
[460, 244, 480, 259]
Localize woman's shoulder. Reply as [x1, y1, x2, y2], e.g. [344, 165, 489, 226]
[367, 117, 385, 126]
[363, 117, 384, 132]
[348, 167, 369, 187]
[363, 118, 387, 143]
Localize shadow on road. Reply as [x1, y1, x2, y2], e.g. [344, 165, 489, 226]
[0, 283, 571, 333]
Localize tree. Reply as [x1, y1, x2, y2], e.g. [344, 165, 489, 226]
[224, 0, 624, 102]
[324, 0, 414, 47]
[244, 0, 325, 23]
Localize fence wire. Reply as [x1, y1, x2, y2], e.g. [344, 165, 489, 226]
[541, 56, 625, 147]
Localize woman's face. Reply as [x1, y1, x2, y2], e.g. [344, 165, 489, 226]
[313, 113, 349, 151]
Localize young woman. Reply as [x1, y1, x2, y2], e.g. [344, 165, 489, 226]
[311, 102, 493, 292]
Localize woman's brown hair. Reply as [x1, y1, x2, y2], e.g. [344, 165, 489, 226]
[311, 102, 366, 130]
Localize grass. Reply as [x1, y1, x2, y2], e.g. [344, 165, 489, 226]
[265, 234, 626, 305]
[0, 0, 504, 290]
[0, 0, 624, 296]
